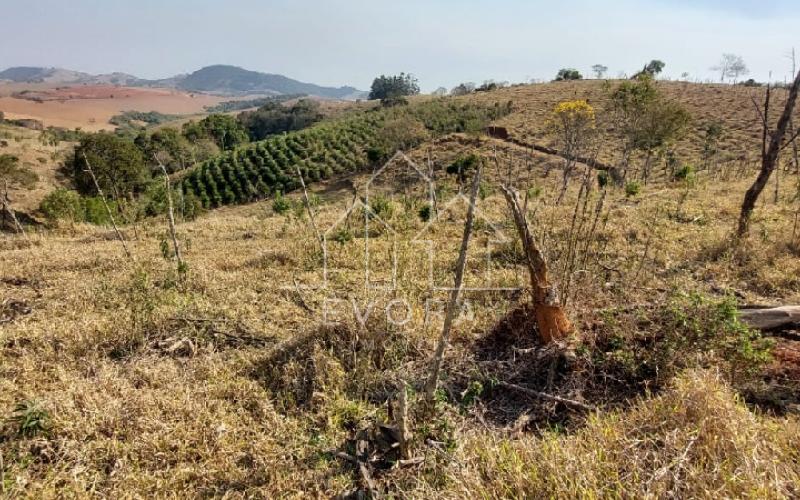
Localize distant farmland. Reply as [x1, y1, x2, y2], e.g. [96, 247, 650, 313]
[0, 83, 224, 131]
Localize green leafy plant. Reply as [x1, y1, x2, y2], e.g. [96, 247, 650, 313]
[331, 227, 353, 245]
[9, 400, 49, 437]
[272, 192, 292, 215]
[418, 203, 432, 222]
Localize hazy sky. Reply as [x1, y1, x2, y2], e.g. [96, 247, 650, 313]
[1, 0, 798, 90]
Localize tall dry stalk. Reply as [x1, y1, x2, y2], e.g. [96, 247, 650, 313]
[82, 153, 134, 262]
[295, 165, 325, 257]
[155, 156, 184, 270]
[425, 163, 482, 402]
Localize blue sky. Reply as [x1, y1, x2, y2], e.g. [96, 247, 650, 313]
[0, 0, 798, 90]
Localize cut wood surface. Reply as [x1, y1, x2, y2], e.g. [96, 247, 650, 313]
[739, 306, 800, 331]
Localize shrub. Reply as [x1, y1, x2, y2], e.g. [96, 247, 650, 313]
[597, 171, 610, 188]
[272, 192, 292, 215]
[625, 181, 641, 197]
[418, 204, 432, 222]
[332, 227, 353, 245]
[599, 293, 773, 386]
[446, 154, 482, 184]
[39, 189, 84, 223]
[0, 154, 37, 188]
[82, 197, 115, 225]
[674, 164, 695, 182]
[367, 194, 393, 221]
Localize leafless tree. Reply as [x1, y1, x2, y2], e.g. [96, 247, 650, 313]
[736, 68, 800, 239]
[712, 54, 749, 84]
[592, 64, 608, 79]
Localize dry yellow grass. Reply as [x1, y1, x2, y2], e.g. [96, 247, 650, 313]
[2, 80, 800, 497]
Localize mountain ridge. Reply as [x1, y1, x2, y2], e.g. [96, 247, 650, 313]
[0, 64, 367, 100]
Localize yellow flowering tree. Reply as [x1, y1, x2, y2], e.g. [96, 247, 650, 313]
[548, 100, 596, 204]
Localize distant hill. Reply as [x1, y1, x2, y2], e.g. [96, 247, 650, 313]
[0, 66, 92, 84]
[172, 65, 366, 99]
[0, 65, 367, 100]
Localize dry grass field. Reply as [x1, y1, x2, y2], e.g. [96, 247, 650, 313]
[2, 80, 800, 498]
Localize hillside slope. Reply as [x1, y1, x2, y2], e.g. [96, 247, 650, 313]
[2, 80, 800, 498]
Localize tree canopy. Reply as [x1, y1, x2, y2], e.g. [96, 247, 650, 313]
[633, 60, 666, 79]
[368, 73, 420, 101]
[71, 132, 149, 198]
[712, 54, 749, 83]
[182, 114, 249, 151]
[238, 99, 324, 141]
[554, 69, 583, 81]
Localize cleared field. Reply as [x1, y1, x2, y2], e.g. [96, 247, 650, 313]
[0, 84, 224, 131]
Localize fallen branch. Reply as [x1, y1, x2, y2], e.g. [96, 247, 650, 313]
[295, 165, 325, 257]
[497, 381, 596, 411]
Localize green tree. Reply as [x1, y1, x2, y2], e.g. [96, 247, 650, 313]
[368, 73, 420, 101]
[136, 127, 193, 173]
[554, 68, 583, 81]
[182, 114, 248, 151]
[610, 75, 691, 183]
[634, 60, 666, 78]
[71, 132, 149, 198]
[238, 99, 323, 140]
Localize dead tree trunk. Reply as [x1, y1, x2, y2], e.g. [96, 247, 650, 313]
[501, 185, 573, 343]
[737, 69, 800, 238]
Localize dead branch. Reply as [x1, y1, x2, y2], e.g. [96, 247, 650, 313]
[1, 181, 29, 242]
[82, 153, 134, 261]
[737, 68, 800, 238]
[155, 156, 184, 270]
[425, 163, 482, 402]
[496, 381, 596, 411]
[394, 382, 411, 460]
[295, 165, 324, 257]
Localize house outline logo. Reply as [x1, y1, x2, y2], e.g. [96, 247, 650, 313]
[291, 150, 523, 296]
